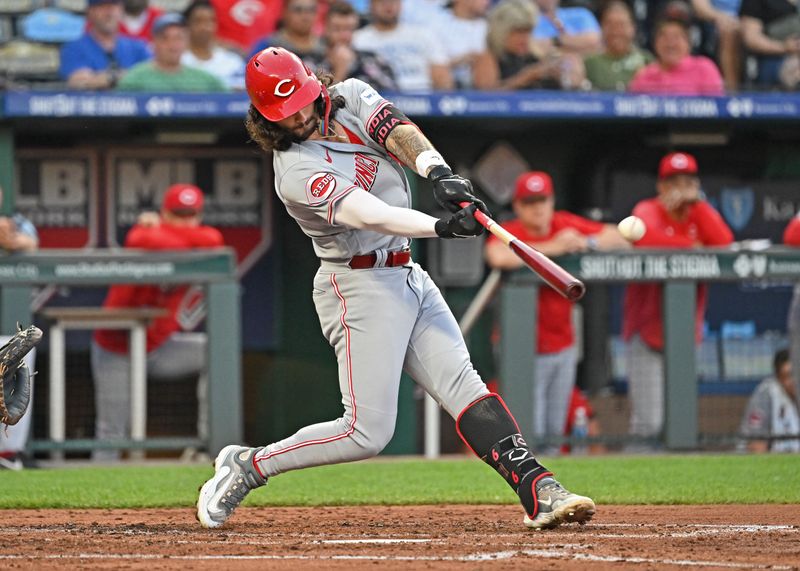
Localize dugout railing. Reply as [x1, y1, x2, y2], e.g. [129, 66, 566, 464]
[496, 246, 800, 451]
[0, 249, 241, 458]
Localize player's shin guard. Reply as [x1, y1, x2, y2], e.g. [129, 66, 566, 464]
[456, 394, 552, 519]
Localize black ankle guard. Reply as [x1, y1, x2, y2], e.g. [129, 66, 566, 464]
[457, 394, 552, 518]
[487, 433, 551, 517]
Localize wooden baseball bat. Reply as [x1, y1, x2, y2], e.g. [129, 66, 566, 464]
[460, 202, 586, 301]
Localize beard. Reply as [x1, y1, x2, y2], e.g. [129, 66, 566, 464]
[289, 115, 320, 143]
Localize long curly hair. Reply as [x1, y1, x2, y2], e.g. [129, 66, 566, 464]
[245, 73, 346, 152]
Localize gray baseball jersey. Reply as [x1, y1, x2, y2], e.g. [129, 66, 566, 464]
[273, 79, 411, 261]
[253, 79, 488, 477]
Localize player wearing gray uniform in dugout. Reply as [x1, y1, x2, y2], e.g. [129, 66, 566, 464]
[197, 47, 595, 531]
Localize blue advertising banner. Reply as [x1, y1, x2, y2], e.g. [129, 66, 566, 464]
[5, 91, 800, 120]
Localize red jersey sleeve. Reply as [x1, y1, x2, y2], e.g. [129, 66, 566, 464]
[553, 211, 605, 235]
[784, 217, 800, 246]
[631, 200, 695, 247]
[124, 224, 156, 248]
[689, 201, 734, 246]
[188, 226, 225, 247]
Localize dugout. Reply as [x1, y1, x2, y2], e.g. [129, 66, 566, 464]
[1, 90, 799, 456]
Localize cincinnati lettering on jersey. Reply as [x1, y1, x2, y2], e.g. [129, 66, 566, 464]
[306, 172, 337, 205]
[353, 153, 378, 191]
[367, 103, 410, 147]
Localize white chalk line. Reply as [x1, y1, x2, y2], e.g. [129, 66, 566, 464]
[0, 523, 793, 537]
[318, 538, 433, 544]
[0, 550, 792, 568]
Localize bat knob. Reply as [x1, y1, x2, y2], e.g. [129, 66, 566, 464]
[566, 281, 586, 301]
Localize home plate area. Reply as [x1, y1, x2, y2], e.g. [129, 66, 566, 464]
[1, 505, 797, 569]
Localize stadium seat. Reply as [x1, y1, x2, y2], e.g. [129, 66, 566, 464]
[0, 15, 13, 43]
[20, 8, 84, 43]
[0, 40, 60, 79]
[53, 0, 86, 12]
[150, 0, 190, 11]
[0, 0, 44, 14]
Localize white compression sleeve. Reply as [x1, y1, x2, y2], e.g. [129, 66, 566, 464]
[334, 189, 438, 238]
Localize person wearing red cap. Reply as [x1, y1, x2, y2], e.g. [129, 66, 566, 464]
[91, 184, 224, 461]
[622, 152, 733, 450]
[485, 171, 629, 452]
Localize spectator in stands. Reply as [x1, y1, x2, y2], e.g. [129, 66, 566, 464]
[532, 0, 602, 57]
[401, 0, 448, 28]
[739, 0, 800, 89]
[473, 0, 585, 90]
[119, 0, 163, 43]
[248, 0, 326, 68]
[738, 348, 799, 452]
[117, 13, 227, 91]
[319, 1, 397, 90]
[435, 0, 490, 88]
[91, 184, 224, 461]
[691, 0, 743, 90]
[628, 14, 725, 95]
[353, 0, 454, 91]
[59, 0, 150, 90]
[182, 0, 245, 90]
[210, 0, 283, 55]
[584, 0, 654, 91]
[485, 171, 629, 450]
[0, 192, 38, 471]
[623, 152, 733, 449]
[783, 213, 800, 415]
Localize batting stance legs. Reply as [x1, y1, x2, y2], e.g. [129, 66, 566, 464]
[198, 264, 595, 529]
[254, 263, 488, 475]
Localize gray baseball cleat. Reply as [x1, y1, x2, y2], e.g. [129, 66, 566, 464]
[197, 445, 267, 528]
[523, 476, 596, 530]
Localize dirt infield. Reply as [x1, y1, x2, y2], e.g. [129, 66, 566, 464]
[1, 505, 797, 569]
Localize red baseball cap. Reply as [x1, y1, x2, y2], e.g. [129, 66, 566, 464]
[162, 183, 204, 214]
[658, 152, 698, 179]
[513, 171, 553, 201]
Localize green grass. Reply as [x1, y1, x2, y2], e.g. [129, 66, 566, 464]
[0, 455, 798, 509]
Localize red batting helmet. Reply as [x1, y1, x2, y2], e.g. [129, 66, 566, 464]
[246, 47, 323, 122]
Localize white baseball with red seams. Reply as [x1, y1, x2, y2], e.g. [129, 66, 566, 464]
[252, 78, 489, 477]
[617, 215, 646, 242]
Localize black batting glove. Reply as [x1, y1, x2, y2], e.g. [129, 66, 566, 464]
[428, 165, 490, 215]
[435, 204, 484, 239]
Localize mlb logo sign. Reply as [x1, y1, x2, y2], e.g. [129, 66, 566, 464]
[14, 148, 97, 248]
[106, 148, 272, 276]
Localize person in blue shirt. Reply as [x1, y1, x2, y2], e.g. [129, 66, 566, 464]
[60, 0, 151, 89]
[532, 0, 601, 56]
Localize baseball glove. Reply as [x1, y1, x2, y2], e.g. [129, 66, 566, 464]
[0, 324, 42, 426]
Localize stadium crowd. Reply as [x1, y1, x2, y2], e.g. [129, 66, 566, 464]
[1, 0, 800, 92]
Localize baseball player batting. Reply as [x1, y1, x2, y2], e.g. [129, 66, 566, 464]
[196, 47, 595, 530]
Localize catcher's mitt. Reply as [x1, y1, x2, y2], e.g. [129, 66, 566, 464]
[0, 324, 42, 426]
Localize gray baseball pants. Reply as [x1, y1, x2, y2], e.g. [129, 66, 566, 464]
[90, 332, 208, 460]
[254, 263, 489, 477]
[626, 334, 664, 438]
[532, 345, 578, 443]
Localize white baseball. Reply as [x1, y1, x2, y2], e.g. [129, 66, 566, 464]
[618, 215, 646, 242]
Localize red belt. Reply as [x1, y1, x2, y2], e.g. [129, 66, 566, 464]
[348, 249, 411, 269]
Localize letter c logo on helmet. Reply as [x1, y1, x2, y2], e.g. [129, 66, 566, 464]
[274, 79, 296, 97]
[246, 47, 323, 122]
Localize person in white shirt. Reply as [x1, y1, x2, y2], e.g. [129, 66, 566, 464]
[353, 0, 453, 91]
[739, 348, 800, 453]
[433, 0, 489, 88]
[181, 0, 245, 90]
